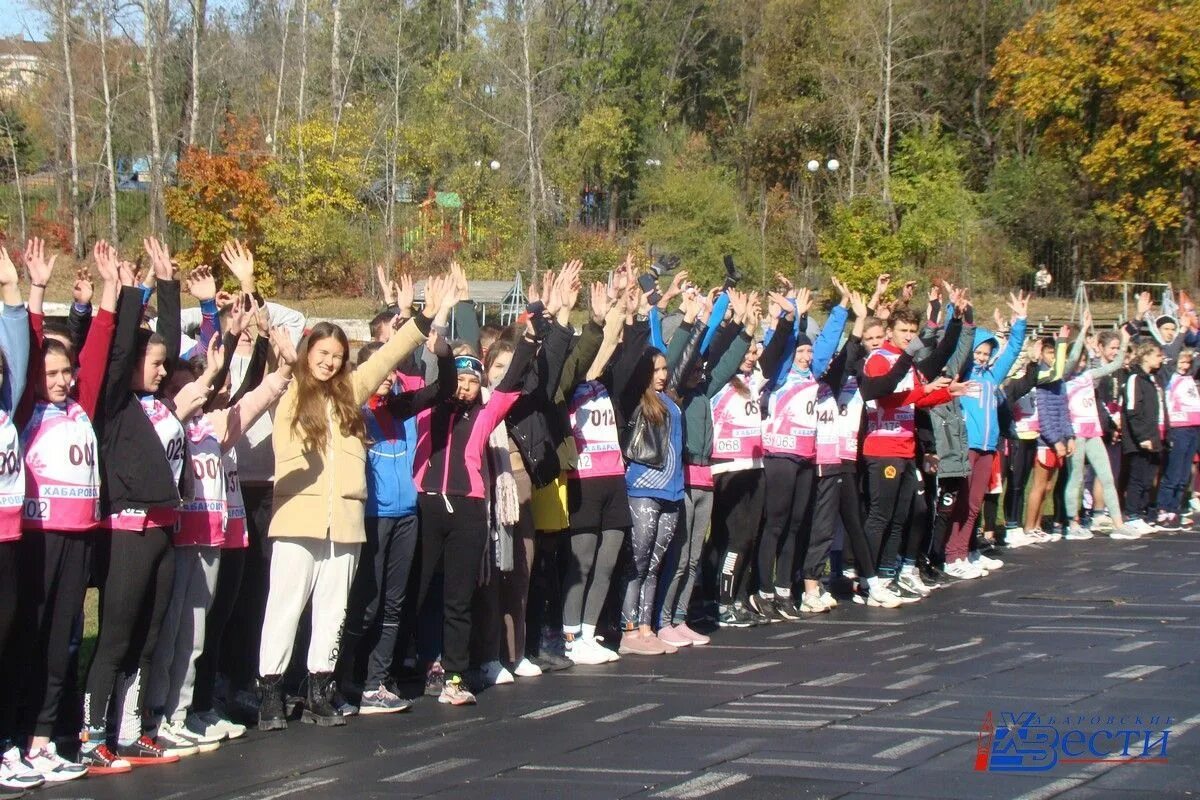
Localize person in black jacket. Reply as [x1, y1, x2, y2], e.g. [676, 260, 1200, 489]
[81, 239, 194, 772]
[1122, 340, 1166, 533]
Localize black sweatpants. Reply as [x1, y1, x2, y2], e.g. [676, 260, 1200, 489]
[1124, 450, 1162, 520]
[0, 540, 18, 739]
[222, 485, 273, 691]
[19, 531, 92, 737]
[712, 469, 765, 605]
[811, 469, 878, 582]
[192, 546, 245, 713]
[83, 526, 174, 733]
[525, 533, 567, 655]
[757, 457, 814, 594]
[864, 457, 918, 577]
[930, 476, 966, 563]
[416, 495, 487, 677]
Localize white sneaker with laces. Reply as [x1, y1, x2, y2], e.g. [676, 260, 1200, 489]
[943, 558, 983, 580]
[161, 719, 219, 753]
[1, 747, 45, 790]
[512, 657, 543, 677]
[819, 590, 838, 610]
[196, 710, 246, 740]
[799, 593, 829, 613]
[1065, 524, 1094, 541]
[866, 581, 902, 608]
[898, 567, 931, 597]
[969, 551, 1004, 570]
[1110, 526, 1142, 540]
[1090, 514, 1114, 531]
[23, 743, 87, 783]
[480, 660, 515, 685]
[590, 637, 620, 662]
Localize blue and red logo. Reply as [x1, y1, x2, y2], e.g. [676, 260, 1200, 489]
[975, 711, 1172, 772]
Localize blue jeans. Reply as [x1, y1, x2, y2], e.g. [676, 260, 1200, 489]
[1156, 426, 1200, 514]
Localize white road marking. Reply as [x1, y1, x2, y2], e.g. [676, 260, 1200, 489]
[874, 735, 940, 759]
[1104, 664, 1165, 679]
[820, 629, 869, 642]
[1183, 593, 1200, 602]
[802, 672, 862, 687]
[596, 702, 661, 723]
[239, 778, 339, 799]
[831, 723, 978, 736]
[908, 700, 958, 717]
[718, 661, 780, 675]
[887, 675, 931, 690]
[1109, 561, 1138, 571]
[936, 637, 983, 651]
[1112, 640, 1158, 652]
[861, 630, 904, 642]
[737, 756, 895, 772]
[652, 772, 750, 798]
[521, 765, 688, 776]
[521, 700, 588, 720]
[382, 758, 477, 782]
[880, 643, 924, 656]
[666, 715, 828, 730]
[979, 589, 1011, 597]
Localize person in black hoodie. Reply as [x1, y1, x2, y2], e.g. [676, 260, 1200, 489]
[1122, 340, 1166, 533]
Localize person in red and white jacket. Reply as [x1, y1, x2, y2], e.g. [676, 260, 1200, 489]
[859, 307, 966, 591]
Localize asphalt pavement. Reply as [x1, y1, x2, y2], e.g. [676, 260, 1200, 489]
[39, 528, 1200, 800]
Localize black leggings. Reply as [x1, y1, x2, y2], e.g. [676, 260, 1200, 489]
[83, 526, 174, 733]
[757, 457, 814, 594]
[192, 546, 245, 713]
[18, 531, 92, 738]
[811, 469, 877, 581]
[1005, 438, 1037, 527]
[712, 469, 765, 605]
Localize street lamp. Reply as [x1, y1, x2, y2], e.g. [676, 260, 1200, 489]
[645, 158, 662, 167]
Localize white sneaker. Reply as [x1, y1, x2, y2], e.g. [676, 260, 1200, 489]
[191, 711, 246, 741]
[969, 551, 1004, 570]
[1126, 518, 1153, 534]
[1004, 529, 1032, 548]
[512, 658, 543, 677]
[1065, 524, 1094, 541]
[1, 747, 46, 790]
[160, 719, 219, 754]
[1190, 497, 1200, 513]
[590, 637, 620, 663]
[1090, 514, 1114, 531]
[944, 558, 983, 580]
[565, 638, 606, 665]
[480, 660, 515, 686]
[1027, 528, 1052, 543]
[842, 567, 858, 581]
[819, 590, 838, 610]
[898, 568, 931, 597]
[23, 743, 87, 783]
[799, 593, 829, 613]
[1110, 526, 1142, 540]
[866, 581, 902, 608]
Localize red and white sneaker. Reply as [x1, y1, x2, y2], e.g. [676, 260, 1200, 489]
[77, 743, 132, 776]
[115, 736, 181, 766]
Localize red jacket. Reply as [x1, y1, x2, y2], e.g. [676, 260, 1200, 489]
[862, 341, 951, 459]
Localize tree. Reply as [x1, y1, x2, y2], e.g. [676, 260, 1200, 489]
[890, 124, 979, 270]
[818, 198, 903, 291]
[993, 0, 1200, 281]
[166, 115, 276, 277]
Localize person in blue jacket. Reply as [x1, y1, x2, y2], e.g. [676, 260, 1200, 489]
[942, 293, 1028, 579]
[334, 333, 454, 713]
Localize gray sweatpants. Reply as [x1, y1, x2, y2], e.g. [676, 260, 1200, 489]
[148, 546, 221, 725]
[658, 488, 712, 627]
[1065, 437, 1121, 521]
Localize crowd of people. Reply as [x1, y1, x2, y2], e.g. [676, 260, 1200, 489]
[0, 239, 1194, 794]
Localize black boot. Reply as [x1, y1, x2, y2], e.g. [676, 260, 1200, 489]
[257, 675, 287, 732]
[302, 673, 346, 727]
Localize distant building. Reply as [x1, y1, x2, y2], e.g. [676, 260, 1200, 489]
[0, 37, 49, 99]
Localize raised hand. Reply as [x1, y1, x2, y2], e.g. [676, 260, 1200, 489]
[0, 247, 18, 287]
[270, 325, 298, 367]
[849, 289, 868, 320]
[396, 273, 414, 312]
[774, 272, 794, 295]
[375, 264, 395, 306]
[1007, 290, 1030, 320]
[117, 260, 137, 288]
[227, 292, 252, 337]
[924, 375, 952, 394]
[794, 287, 813, 316]
[744, 292, 763, 330]
[186, 265, 217, 302]
[830, 275, 850, 305]
[73, 267, 94, 305]
[422, 274, 446, 320]
[220, 240, 255, 289]
[993, 307, 1005, 330]
[449, 260, 469, 302]
[768, 291, 794, 320]
[928, 284, 941, 304]
[1081, 308, 1093, 332]
[143, 237, 175, 281]
[1136, 290, 1153, 317]
[25, 237, 57, 286]
[900, 280, 917, 304]
[556, 260, 583, 315]
[874, 272, 891, 299]
[589, 281, 611, 323]
[727, 288, 748, 321]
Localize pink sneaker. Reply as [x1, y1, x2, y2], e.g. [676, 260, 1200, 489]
[656, 625, 692, 649]
[674, 623, 710, 646]
[618, 629, 665, 656]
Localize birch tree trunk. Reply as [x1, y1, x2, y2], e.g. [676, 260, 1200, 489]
[1, 116, 26, 243]
[330, 0, 341, 122]
[58, 0, 82, 255]
[296, 0, 309, 188]
[520, 0, 540, 276]
[186, 0, 206, 147]
[270, 0, 293, 155]
[880, 0, 894, 213]
[140, 0, 167, 236]
[97, 0, 118, 242]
